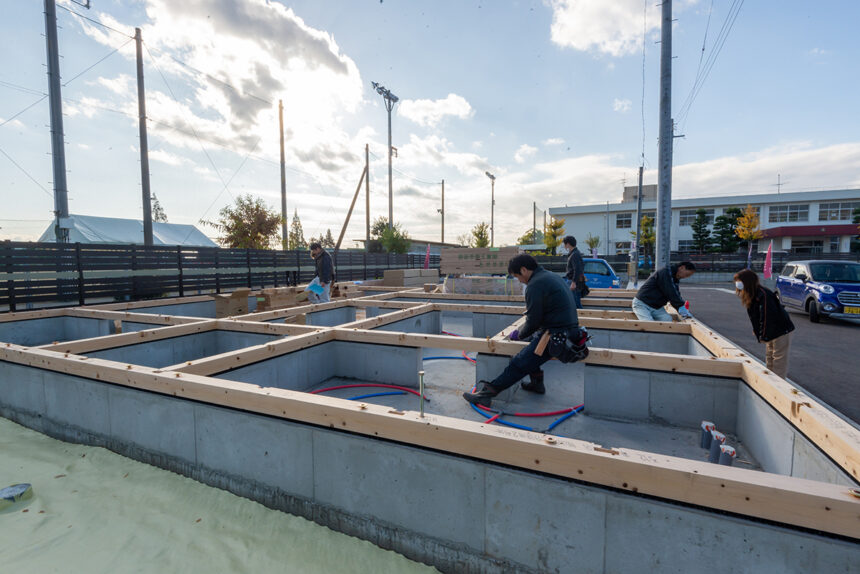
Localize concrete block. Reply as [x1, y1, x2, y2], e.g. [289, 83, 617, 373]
[43, 372, 111, 436]
[312, 430, 485, 549]
[584, 365, 650, 420]
[108, 385, 196, 462]
[0, 361, 46, 414]
[485, 467, 606, 573]
[194, 403, 314, 497]
[605, 492, 859, 573]
[737, 384, 795, 475]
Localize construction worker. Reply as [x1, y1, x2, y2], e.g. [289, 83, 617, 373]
[632, 261, 695, 321]
[462, 254, 587, 407]
[562, 235, 586, 309]
[308, 242, 334, 303]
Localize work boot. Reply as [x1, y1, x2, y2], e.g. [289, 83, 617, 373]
[521, 371, 546, 394]
[462, 381, 500, 407]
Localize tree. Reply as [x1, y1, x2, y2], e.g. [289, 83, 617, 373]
[455, 232, 471, 247]
[370, 216, 390, 239]
[516, 228, 544, 246]
[202, 194, 283, 249]
[151, 194, 168, 223]
[287, 209, 308, 250]
[471, 222, 490, 248]
[322, 229, 335, 249]
[691, 208, 712, 253]
[544, 216, 565, 254]
[711, 207, 742, 253]
[633, 215, 656, 255]
[735, 204, 763, 249]
[585, 233, 601, 252]
[370, 216, 410, 253]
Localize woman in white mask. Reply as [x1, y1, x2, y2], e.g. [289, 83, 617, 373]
[733, 269, 795, 378]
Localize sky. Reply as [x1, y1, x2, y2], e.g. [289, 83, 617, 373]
[1, 0, 859, 247]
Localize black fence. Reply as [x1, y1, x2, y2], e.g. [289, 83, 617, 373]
[1, 241, 440, 311]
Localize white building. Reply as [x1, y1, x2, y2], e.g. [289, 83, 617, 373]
[548, 188, 860, 256]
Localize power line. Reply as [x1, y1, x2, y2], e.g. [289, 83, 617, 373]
[0, 95, 48, 128]
[0, 146, 54, 198]
[369, 148, 441, 186]
[0, 80, 45, 96]
[56, 3, 135, 39]
[62, 37, 134, 87]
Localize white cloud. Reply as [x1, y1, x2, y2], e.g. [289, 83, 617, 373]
[808, 48, 831, 56]
[543, 138, 565, 146]
[613, 98, 632, 113]
[149, 149, 187, 166]
[95, 74, 134, 95]
[514, 144, 538, 164]
[549, 0, 661, 57]
[398, 93, 474, 127]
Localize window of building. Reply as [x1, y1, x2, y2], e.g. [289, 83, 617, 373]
[819, 202, 860, 221]
[790, 240, 822, 254]
[677, 240, 695, 251]
[679, 209, 714, 226]
[615, 241, 631, 252]
[616, 213, 632, 229]
[830, 236, 841, 252]
[768, 204, 809, 223]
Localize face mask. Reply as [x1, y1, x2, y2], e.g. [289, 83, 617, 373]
[734, 281, 744, 291]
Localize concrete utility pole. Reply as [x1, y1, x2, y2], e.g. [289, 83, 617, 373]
[533, 202, 536, 244]
[44, 0, 70, 242]
[372, 82, 398, 230]
[279, 100, 287, 249]
[439, 179, 445, 243]
[365, 143, 370, 249]
[632, 165, 644, 286]
[135, 28, 153, 246]
[656, 0, 673, 269]
[485, 171, 496, 247]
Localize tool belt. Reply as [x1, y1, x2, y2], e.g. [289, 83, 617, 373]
[547, 327, 590, 363]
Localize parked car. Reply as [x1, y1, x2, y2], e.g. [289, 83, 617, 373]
[584, 258, 622, 289]
[775, 260, 860, 322]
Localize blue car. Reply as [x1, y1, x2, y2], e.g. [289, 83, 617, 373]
[775, 260, 860, 323]
[583, 258, 622, 289]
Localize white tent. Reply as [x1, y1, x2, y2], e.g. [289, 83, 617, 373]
[38, 214, 217, 247]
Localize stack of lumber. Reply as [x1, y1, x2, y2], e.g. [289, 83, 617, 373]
[256, 286, 308, 312]
[213, 288, 251, 318]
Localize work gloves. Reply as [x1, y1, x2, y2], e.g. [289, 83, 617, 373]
[508, 329, 520, 341]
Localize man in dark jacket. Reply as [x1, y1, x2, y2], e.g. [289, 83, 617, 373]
[632, 261, 695, 321]
[563, 235, 586, 309]
[463, 254, 586, 407]
[309, 242, 334, 303]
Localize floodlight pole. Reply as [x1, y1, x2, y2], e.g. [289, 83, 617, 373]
[485, 171, 496, 247]
[372, 82, 399, 230]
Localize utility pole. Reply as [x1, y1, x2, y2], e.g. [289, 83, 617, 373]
[44, 0, 70, 242]
[656, 0, 673, 269]
[439, 179, 445, 243]
[134, 28, 153, 246]
[372, 82, 398, 230]
[533, 202, 536, 244]
[365, 143, 370, 249]
[485, 171, 496, 247]
[632, 165, 644, 286]
[279, 100, 287, 249]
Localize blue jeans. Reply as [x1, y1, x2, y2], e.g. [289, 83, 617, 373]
[564, 278, 583, 309]
[631, 297, 672, 321]
[489, 335, 552, 392]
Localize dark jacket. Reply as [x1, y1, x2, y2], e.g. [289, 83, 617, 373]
[565, 247, 586, 291]
[635, 264, 685, 310]
[747, 286, 794, 342]
[314, 249, 334, 284]
[520, 266, 579, 339]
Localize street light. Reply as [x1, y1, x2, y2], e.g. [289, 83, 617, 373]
[372, 81, 399, 230]
[485, 171, 496, 247]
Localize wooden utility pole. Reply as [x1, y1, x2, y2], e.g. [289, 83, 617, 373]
[279, 100, 287, 249]
[135, 28, 153, 246]
[335, 167, 367, 254]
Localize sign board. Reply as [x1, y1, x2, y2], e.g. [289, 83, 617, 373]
[440, 246, 520, 275]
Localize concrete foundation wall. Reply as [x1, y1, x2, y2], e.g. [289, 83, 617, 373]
[472, 313, 517, 339]
[88, 331, 279, 369]
[371, 312, 441, 335]
[132, 300, 217, 318]
[588, 329, 712, 356]
[306, 306, 356, 327]
[0, 316, 119, 346]
[364, 306, 400, 319]
[0, 365, 854, 574]
[212, 341, 422, 389]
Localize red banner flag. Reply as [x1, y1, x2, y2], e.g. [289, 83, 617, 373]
[763, 240, 773, 279]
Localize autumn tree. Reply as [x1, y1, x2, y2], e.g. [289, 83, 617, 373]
[516, 228, 544, 246]
[203, 194, 282, 249]
[631, 215, 656, 256]
[544, 216, 565, 254]
[471, 222, 490, 248]
[735, 204, 763, 249]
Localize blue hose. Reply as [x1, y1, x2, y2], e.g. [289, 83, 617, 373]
[423, 356, 472, 361]
[348, 391, 407, 401]
[467, 402, 534, 431]
[546, 405, 584, 432]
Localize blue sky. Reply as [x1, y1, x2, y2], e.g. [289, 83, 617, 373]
[1, 0, 859, 245]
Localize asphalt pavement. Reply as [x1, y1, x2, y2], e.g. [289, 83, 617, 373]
[681, 284, 860, 426]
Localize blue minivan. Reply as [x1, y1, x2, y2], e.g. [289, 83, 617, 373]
[583, 258, 622, 289]
[775, 260, 860, 322]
